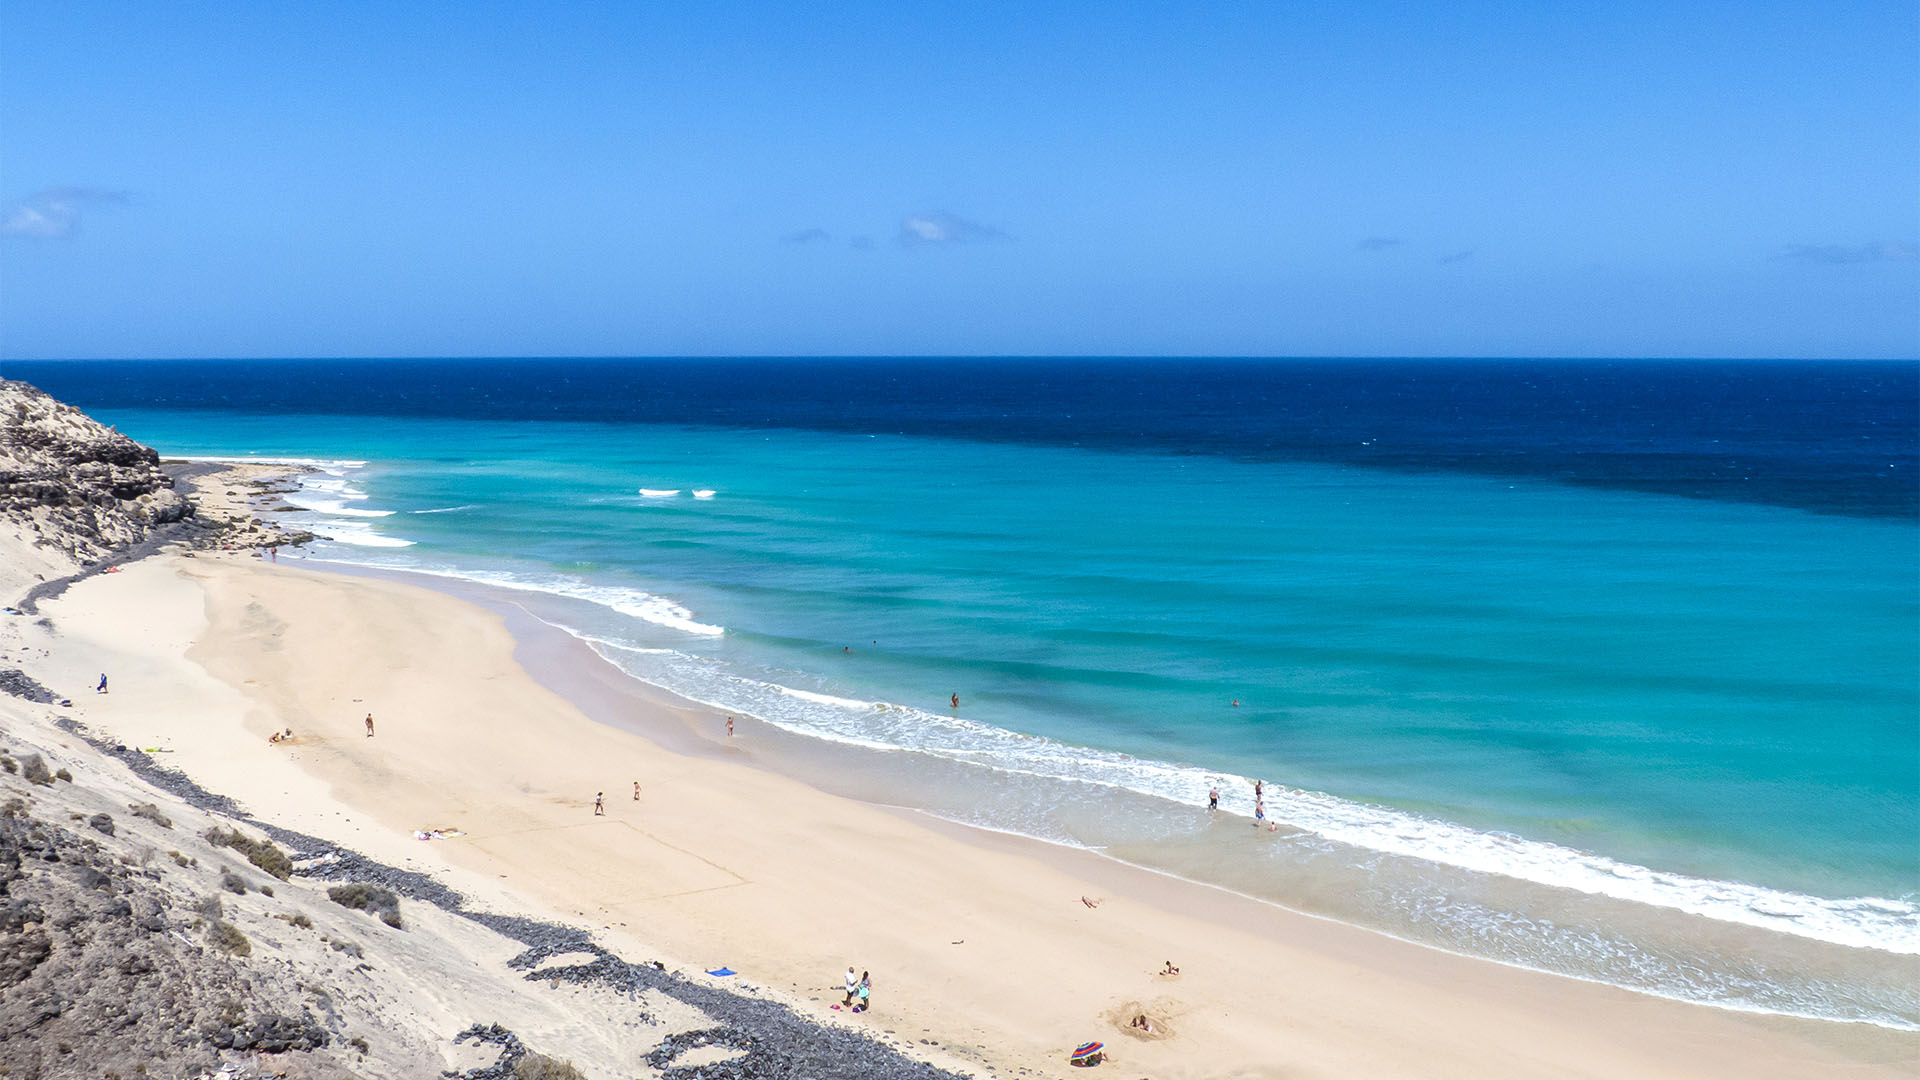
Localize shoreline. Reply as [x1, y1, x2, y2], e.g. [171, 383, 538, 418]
[301, 551, 1920, 1030]
[34, 542, 1912, 1077]
[325, 557, 1920, 1032]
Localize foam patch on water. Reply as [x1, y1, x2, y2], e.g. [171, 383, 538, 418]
[310, 519, 416, 547]
[208, 458, 416, 549]
[369, 565, 726, 637]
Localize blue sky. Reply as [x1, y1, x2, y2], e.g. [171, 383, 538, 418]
[2, 2, 1915, 359]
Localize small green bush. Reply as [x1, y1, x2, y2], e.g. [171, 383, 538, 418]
[204, 826, 293, 880]
[327, 883, 402, 929]
[208, 919, 251, 956]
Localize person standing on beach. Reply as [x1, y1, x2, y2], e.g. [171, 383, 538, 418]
[727, 715, 734, 737]
[594, 792, 605, 816]
[1208, 786, 1219, 812]
[843, 966, 859, 1006]
[633, 780, 641, 801]
[856, 971, 871, 1012]
[365, 712, 375, 737]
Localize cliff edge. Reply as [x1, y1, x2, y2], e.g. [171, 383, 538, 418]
[0, 380, 190, 602]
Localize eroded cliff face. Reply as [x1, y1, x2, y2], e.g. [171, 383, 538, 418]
[0, 379, 189, 566]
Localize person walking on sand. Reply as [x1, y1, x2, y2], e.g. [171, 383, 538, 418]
[843, 966, 859, 1006]
[633, 780, 641, 801]
[95, 673, 108, 694]
[365, 712, 375, 737]
[594, 792, 605, 816]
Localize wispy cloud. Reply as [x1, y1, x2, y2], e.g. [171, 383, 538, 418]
[1776, 242, 1919, 265]
[1, 187, 127, 239]
[898, 211, 1005, 247]
[1358, 236, 1402, 251]
[781, 227, 830, 245]
[1438, 248, 1474, 265]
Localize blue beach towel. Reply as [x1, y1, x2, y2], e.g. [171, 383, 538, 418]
[706, 967, 736, 977]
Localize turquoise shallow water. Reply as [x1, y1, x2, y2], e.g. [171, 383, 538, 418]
[85, 405, 1920, 1026]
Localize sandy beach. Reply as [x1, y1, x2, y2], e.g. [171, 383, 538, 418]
[13, 539, 1914, 1079]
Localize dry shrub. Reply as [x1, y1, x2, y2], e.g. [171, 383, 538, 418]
[208, 919, 251, 956]
[204, 826, 293, 880]
[129, 802, 173, 829]
[327, 883, 402, 929]
[514, 1053, 586, 1080]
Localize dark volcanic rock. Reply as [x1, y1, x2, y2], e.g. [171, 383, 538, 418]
[0, 669, 59, 704]
[0, 804, 311, 1077]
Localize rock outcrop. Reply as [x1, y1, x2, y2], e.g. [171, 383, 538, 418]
[0, 379, 190, 566]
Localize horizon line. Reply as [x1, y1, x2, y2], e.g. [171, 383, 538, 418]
[4, 354, 1915, 364]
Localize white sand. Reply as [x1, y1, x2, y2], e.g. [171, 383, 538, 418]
[16, 551, 1917, 1078]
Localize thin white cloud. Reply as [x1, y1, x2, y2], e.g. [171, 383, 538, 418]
[897, 211, 1006, 247]
[1, 187, 127, 239]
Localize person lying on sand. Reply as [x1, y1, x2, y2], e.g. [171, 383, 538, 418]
[1130, 1014, 1154, 1033]
[1159, 961, 1179, 976]
[1081, 895, 1102, 908]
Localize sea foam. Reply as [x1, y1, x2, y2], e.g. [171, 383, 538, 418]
[564, 632, 1917, 958]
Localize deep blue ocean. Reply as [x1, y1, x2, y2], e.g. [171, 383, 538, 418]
[8, 357, 1917, 1026]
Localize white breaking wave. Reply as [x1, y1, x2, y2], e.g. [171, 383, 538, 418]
[284, 492, 393, 517]
[562, 633, 1918, 958]
[409, 505, 476, 514]
[382, 565, 725, 638]
[638, 488, 681, 498]
[692, 489, 717, 499]
[203, 457, 417, 549]
[176, 454, 369, 472]
[310, 519, 416, 548]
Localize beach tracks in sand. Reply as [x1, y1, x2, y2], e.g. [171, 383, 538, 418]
[469, 819, 750, 900]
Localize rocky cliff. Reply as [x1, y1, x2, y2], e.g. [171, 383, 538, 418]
[0, 379, 189, 566]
